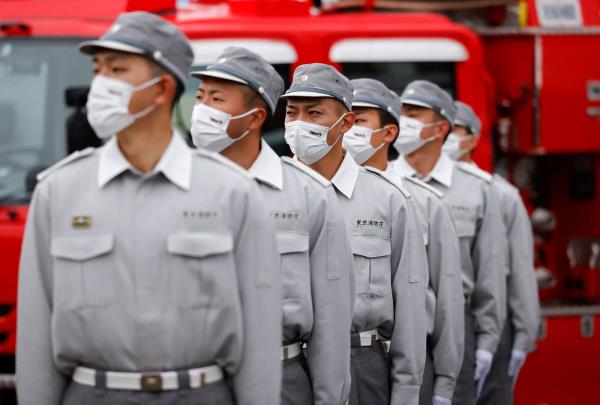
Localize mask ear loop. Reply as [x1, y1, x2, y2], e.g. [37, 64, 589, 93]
[328, 112, 350, 148]
[130, 76, 164, 120]
[370, 127, 388, 152]
[228, 108, 259, 141]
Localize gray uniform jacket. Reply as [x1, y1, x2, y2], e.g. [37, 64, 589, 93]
[491, 173, 540, 352]
[249, 140, 354, 404]
[16, 134, 283, 405]
[330, 153, 428, 405]
[390, 155, 507, 354]
[386, 168, 465, 400]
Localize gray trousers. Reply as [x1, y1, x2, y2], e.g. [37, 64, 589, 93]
[452, 303, 476, 405]
[477, 319, 515, 405]
[418, 339, 435, 405]
[281, 354, 314, 405]
[62, 379, 235, 405]
[349, 340, 391, 405]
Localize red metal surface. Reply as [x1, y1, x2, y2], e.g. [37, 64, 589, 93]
[539, 35, 600, 153]
[0, 207, 27, 355]
[515, 313, 600, 404]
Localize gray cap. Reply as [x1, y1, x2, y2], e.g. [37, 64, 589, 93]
[79, 11, 193, 87]
[190, 47, 284, 116]
[282, 63, 353, 111]
[454, 101, 482, 136]
[351, 78, 401, 125]
[400, 80, 456, 126]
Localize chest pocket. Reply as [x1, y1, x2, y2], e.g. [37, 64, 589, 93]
[276, 232, 310, 300]
[50, 234, 115, 310]
[167, 232, 234, 309]
[350, 237, 392, 297]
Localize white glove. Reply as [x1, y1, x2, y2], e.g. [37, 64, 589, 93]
[432, 395, 452, 405]
[474, 349, 493, 399]
[507, 349, 527, 388]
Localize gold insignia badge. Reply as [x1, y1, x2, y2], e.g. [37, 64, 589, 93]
[71, 216, 92, 229]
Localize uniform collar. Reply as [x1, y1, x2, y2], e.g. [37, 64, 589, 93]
[390, 153, 453, 188]
[249, 139, 284, 190]
[331, 152, 360, 199]
[97, 131, 192, 190]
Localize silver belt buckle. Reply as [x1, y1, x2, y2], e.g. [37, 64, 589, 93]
[140, 373, 163, 392]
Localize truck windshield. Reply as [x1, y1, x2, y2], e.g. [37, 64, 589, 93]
[340, 61, 456, 98]
[0, 38, 93, 204]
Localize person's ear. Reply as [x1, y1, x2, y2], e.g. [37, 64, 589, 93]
[340, 111, 356, 133]
[382, 125, 398, 143]
[154, 74, 177, 107]
[247, 107, 268, 131]
[434, 121, 450, 140]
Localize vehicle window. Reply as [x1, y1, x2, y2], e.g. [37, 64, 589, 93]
[340, 61, 456, 98]
[0, 38, 93, 203]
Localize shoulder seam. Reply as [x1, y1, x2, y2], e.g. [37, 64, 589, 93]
[281, 156, 329, 187]
[404, 176, 444, 199]
[456, 162, 492, 183]
[195, 149, 253, 180]
[363, 166, 411, 199]
[36, 147, 96, 182]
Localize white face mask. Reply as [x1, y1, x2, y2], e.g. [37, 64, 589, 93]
[343, 125, 385, 165]
[86, 75, 161, 139]
[442, 133, 470, 160]
[190, 103, 257, 152]
[284, 114, 347, 165]
[393, 116, 440, 156]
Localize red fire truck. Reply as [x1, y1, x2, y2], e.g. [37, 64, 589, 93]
[1, 0, 599, 403]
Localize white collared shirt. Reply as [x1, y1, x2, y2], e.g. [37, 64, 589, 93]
[17, 133, 284, 404]
[330, 152, 360, 199]
[390, 153, 454, 188]
[329, 152, 428, 404]
[248, 140, 354, 404]
[98, 131, 192, 190]
[389, 152, 508, 354]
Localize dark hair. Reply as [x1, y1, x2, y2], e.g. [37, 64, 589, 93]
[374, 109, 400, 161]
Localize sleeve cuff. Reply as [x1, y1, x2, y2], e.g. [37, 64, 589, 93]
[512, 332, 535, 353]
[391, 384, 420, 405]
[433, 375, 457, 401]
[476, 333, 499, 354]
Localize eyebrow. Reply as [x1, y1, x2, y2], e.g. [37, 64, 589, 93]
[92, 53, 126, 64]
[196, 88, 225, 96]
[287, 102, 323, 109]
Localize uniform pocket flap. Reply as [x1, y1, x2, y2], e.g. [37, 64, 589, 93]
[350, 236, 391, 258]
[167, 232, 233, 258]
[276, 232, 309, 254]
[51, 234, 114, 261]
[454, 220, 476, 238]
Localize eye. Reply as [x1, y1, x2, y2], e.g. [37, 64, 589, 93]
[111, 67, 127, 73]
[285, 110, 295, 116]
[355, 118, 365, 124]
[309, 110, 322, 116]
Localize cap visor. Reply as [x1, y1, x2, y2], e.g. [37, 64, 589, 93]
[352, 101, 381, 108]
[79, 40, 145, 55]
[281, 91, 334, 99]
[190, 70, 248, 85]
[399, 98, 435, 110]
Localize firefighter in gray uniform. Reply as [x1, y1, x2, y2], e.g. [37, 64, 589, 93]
[388, 80, 507, 405]
[16, 12, 283, 405]
[189, 47, 354, 405]
[283, 64, 428, 405]
[443, 101, 540, 405]
[342, 78, 465, 405]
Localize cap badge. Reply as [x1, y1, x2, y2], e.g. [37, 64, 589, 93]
[109, 24, 121, 34]
[301, 75, 308, 82]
